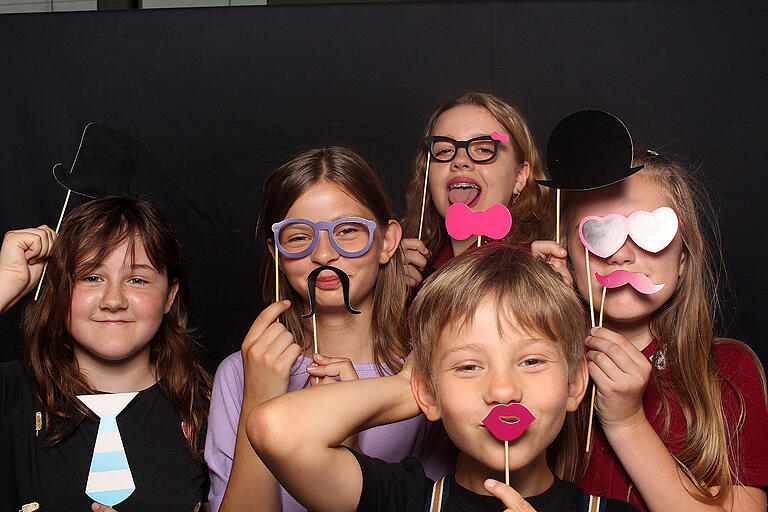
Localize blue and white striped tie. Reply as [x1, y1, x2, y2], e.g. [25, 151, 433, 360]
[77, 392, 138, 507]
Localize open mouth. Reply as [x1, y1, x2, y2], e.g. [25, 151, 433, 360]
[448, 180, 481, 207]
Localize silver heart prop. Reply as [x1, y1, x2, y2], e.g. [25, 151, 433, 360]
[579, 207, 679, 257]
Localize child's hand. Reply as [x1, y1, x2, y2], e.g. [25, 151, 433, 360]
[530, 240, 571, 286]
[241, 300, 303, 404]
[91, 503, 117, 512]
[0, 226, 56, 313]
[400, 238, 430, 290]
[586, 327, 652, 431]
[306, 353, 360, 384]
[483, 479, 537, 511]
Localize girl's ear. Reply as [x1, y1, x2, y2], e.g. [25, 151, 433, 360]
[164, 280, 180, 314]
[566, 357, 589, 412]
[379, 219, 403, 265]
[411, 369, 442, 421]
[513, 161, 531, 196]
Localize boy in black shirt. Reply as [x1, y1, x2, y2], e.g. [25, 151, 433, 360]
[248, 245, 638, 512]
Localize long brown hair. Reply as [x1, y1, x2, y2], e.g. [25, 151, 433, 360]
[564, 151, 768, 503]
[408, 244, 589, 480]
[258, 146, 409, 374]
[23, 196, 212, 464]
[402, 92, 551, 267]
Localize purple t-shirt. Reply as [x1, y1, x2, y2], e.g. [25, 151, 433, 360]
[205, 352, 457, 512]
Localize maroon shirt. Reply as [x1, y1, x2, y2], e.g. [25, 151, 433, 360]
[578, 339, 768, 511]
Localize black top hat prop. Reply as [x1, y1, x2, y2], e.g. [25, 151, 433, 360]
[34, 123, 147, 300]
[537, 110, 643, 191]
[53, 123, 147, 198]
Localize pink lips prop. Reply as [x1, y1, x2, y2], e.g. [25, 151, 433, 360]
[482, 403, 536, 441]
[595, 270, 665, 294]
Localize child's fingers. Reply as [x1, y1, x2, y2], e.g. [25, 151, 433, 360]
[403, 249, 428, 272]
[589, 327, 647, 367]
[586, 349, 625, 383]
[403, 264, 423, 289]
[91, 502, 118, 512]
[242, 300, 292, 347]
[531, 240, 567, 260]
[585, 336, 637, 375]
[400, 238, 430, 256]
[483, 479, 537, 511]
[309, 357, 359, 381]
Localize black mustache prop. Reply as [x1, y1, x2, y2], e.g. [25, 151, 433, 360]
[301, 265, 361, 318]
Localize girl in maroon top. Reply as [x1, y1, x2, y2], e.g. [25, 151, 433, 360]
[399, 92, 551, 289]
[541, 150, 768, 511]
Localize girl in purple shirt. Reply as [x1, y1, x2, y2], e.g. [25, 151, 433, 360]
[205, 146, 456, 512]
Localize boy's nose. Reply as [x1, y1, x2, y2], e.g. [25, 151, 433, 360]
[484, 369, 523, 405]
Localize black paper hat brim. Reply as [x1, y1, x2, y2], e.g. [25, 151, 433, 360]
[536, 164, 644, 191]
[53, 123, 146, 198]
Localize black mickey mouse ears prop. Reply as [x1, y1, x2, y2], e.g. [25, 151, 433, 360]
[536, 110, 643, 191]
[301, 266, 361, 319]
[53, 123, 147, 198]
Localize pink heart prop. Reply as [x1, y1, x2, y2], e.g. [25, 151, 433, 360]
[491, 132, 509, 143]
[445, 203, 512, 241]
[579, 214, 628, 258]
[627, 207, 678, 253]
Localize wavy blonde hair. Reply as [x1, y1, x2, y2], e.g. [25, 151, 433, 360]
[563, 151, 768, 504]
[258, 146, 409, 375]
[409, 244, 589, 480]
[402, 92, 551, 268]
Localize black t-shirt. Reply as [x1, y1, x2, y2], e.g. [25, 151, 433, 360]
[352, 450, 639, 512]
[0, 360, 208, 511]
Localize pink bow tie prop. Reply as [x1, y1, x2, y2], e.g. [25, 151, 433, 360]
[579, 207, 678, 258]
[445, 203, 512, 241]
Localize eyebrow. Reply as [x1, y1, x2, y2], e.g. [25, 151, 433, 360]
[130, 264, 160, 272]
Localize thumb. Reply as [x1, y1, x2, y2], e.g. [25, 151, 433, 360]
[92, 502, 118, 512]
[484, 479, 537, 512]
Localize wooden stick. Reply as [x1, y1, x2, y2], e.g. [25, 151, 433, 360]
[34, 189, 71, 301]
[599, 286, 606, 328]
[504, 440, 509, 486]
[417, 153, 431, 241]
[312, 314, 319, 385]
[555, 189, 561, 245]
[585, 246, 595, 328]
[274, 249, 279, 301]
[477, 235, 481, 247]
[585, 386, 597, 453]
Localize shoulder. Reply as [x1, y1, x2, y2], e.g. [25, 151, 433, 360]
[210, 352, 244, 398]
[350, 449, 432, 512]
[551, 479, 639, 512]
[714, 339, 766, 395]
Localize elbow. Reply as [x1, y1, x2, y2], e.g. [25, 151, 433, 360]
[246, 400, 298, 461]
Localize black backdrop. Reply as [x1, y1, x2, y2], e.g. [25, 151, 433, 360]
[1, 1, 766, 372]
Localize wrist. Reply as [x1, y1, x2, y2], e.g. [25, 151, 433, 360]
[601, 409, 650, 439]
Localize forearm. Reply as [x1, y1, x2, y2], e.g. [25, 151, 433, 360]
[219, 396, 281, 512]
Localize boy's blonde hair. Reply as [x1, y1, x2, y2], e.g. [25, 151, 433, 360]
[408, 243, 588, 480]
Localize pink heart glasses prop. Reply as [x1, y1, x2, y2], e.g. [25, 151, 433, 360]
[482, 403, 536, 442]
[445, 203, 512, 241]
[579, 206, 678, 258]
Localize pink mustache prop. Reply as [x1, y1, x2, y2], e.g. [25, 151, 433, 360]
[445, 203, 512, 241]
[595, 270, 665, 294]
[482, 403, 536, 441]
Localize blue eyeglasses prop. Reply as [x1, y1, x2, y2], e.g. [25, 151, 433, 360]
[271, 217, 377, 259]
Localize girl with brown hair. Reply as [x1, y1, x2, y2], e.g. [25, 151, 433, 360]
[205, 146, 455, 512]
[400, 92, 551, 290]
[542, 151, 768, 511]
[0, 196, 211, 511]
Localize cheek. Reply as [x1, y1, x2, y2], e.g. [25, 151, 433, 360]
[133, 291, 170, 323]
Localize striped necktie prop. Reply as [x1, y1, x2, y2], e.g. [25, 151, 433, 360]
[77, 392, 138, 506]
